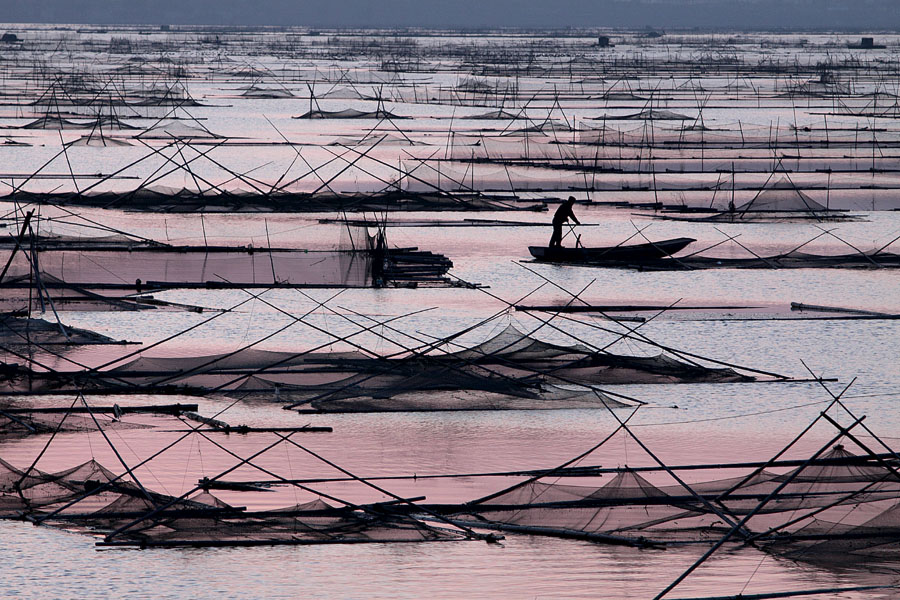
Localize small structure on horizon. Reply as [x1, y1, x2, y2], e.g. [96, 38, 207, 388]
[849, 37, 885, 49]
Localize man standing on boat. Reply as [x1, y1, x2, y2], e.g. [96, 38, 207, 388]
[549, 196, 580, 248]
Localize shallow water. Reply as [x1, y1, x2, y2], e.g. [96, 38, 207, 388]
[7, 516, 899, 600]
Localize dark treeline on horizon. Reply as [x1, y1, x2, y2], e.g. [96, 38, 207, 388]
[3, 0, 900, 31]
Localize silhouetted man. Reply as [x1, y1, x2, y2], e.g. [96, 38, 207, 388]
[549, 196, 580, 248]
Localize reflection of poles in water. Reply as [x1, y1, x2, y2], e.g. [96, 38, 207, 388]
[371, 226, 387, 288]
[728, 162, 735, 214]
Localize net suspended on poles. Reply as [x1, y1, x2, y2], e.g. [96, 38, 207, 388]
[448, 445, 900, 564]
[0, 227, 452, 291]
[0, 323, 751, 409]
[0, 457, 468, 548]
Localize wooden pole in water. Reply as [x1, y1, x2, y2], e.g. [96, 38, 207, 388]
[282, 284, 558, 410]
[653, 416, 866, 600]
[103, 430, 303, 543]
[0, 209, 33, 285]
[34, 393, 254, 524]
[185, 421, 445, 527]
[602, 396, 752, 537]
[274, 431, 493, 540]
[14, 392, 83, 489]
[814, 226, 882, 267]
[77, 393, 157, 505]
[665, 585, 896, 600]
[467, 406, 641, 506]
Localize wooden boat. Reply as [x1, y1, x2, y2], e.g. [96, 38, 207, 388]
[528, 237, 695, 264]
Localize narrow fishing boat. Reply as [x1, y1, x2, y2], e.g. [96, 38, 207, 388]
[528, 237, 695, 264]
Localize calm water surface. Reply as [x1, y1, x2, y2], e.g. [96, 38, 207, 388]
[2, 29, 900, 599]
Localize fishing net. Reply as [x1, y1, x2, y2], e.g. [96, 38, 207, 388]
[285, 384, 630, 413]
[601, 109, 694, 121]
[0, 321, 749, 405]
[764, 502, 900, 566]
[0, 249, 373, 289]
[318, 87, 374, 100]
[20, 116, 84, 130]
[0, 323, 741, 409]
[0, 315, 120, 350]
[0, 408, 144, 440]
[736, 177, 827, 213]
[468, 109, 523, 120]
[136, 120, 221, 139]
[93, 502, 462, 547]
[0, 224, 449, 290]
[295, 108, 405, 119]
[0, 457, 467, 547]
[453, 445, 900, 558]
[0, 459, 125, 515]
[401, 159, 592, 193]
[240, 87, 295, 99]
[67, 135, 133, 147]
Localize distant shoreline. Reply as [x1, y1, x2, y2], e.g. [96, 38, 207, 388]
[1, 0, 899, 32]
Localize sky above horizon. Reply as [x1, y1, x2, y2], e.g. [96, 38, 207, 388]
[3, 0, 900, 30]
